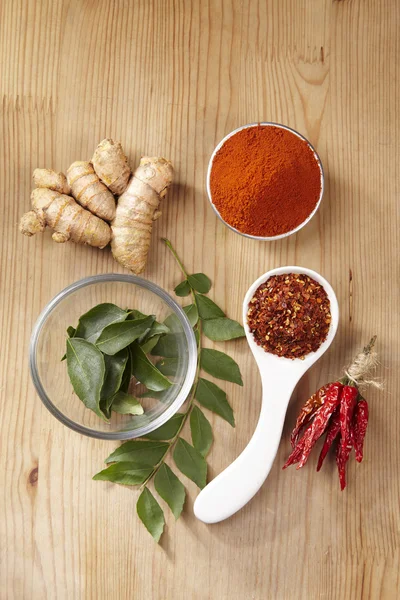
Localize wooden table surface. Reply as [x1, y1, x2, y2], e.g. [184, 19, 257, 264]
[1, 1, 399, 598]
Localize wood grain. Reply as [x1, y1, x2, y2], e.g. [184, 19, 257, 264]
[1, 0, 399, 598]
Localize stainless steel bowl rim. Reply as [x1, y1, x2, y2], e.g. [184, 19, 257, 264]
[206, 121, 325, 241]
[30, 273, 198, 440]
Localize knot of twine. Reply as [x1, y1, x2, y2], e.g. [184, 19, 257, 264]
[344, 336, 384, 390]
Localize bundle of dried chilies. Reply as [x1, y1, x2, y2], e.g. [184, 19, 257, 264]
[283, 337, 380, 489]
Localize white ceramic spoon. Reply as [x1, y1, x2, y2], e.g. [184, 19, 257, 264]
[193, 266, 339, 524]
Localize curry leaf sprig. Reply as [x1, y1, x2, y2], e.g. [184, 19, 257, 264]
[93, 238, 245, 542]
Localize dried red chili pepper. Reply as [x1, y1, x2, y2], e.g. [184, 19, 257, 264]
[283, 337, 379, 490]
[316, 408, 341, 471]
[283, 435, 306, 469]
[353, 399, 369, 463]
[290, 384, 332, 448]
[296, 383, 342, 469]
[336, 385, 358, 490]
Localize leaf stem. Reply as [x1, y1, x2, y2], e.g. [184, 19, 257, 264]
[162, 238, 188, 278]
[140, 241, 202, 491]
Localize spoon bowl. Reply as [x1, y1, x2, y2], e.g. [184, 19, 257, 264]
[194, 266, 339, 524]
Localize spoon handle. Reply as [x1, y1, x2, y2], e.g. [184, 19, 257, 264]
[193, 378, 296, 524]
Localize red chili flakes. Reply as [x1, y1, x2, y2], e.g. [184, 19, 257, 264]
[247, 273, 331, 359]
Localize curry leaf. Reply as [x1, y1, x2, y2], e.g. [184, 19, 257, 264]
[75, 303, 129, 343]
[163, 313, 180, 330]
[190, 406, 213, 457]
[200, 348, 243, 386]
[137, 488, 165, 542]
[174, 280, 191, 297]
[127, 309, 147, 320]
[151, 333, 180, 358]
[183, 303, 199, 327]
[155, 357, 179, 376]
[105, 440, 169, 466]
[173, 438, 207, 489]
[154, 464, 186, 519]
[96, 316, 154, 355]
[93, 463, 152, 485]
[111, 391, 144, 415]
[61, 325, 77, 360]
[130, 342, 173, 391]
[196, 294, 225, 320]
[144, 413, 185, 440]
[195, 378, 235, 426]
[138, 321, 169, 346]
[140, 334, 161, 355]
[66, 338, 106, 420]
[187, 273, 212, 294]
[119, 347, 133, 393]
[100, 350, 129, 416]
[202, 317, 245, 341]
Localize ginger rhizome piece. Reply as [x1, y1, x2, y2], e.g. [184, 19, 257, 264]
[33, 168, 71, 195]
[67, 161, 116, 221]
[92, 139, 131, 195]
[111, 157, 173, 274]
[19, 188, 111, 248]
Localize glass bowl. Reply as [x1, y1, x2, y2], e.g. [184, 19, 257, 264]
[30, 274, 197, 439]
[206, 122, 324, 241]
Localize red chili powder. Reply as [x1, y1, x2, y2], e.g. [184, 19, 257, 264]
[210, 125, 322, 237]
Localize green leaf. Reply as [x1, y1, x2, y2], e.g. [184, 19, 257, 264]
[130, 342, 173, 391]
[137, 488, 165, 543]
[75, 303, 129, 343]
[151, 333, 180, 358]
[154, 464, 186, 519]
[187, 273, 212, 293]
[195, 328, 200, 346]
[100, 350, 129, 416]
[163, 313, 180, 330]
[127, 309, 147, 320]
[190, 406, 213, 457]
[105, 440, 169, 466]
[195, 378, 235, 426]
[95, 316, 154, 355]
[174, 280, 191, 297]
[140, 334, 161, 355]
[93, 463, 152, 485]
[173, 438, 207, 489]
[139, 388, 173, 402]
[155, 357, 179, 376]
[196, 294, 225, 320]
[66, 338, 106, 420]
[61, 325, 76, 360]
[183, 303, 199, 327]
[202, 317, 245, 341]
[119, 347, 133, 393]
[144, 413, 185, 440]
[200, 349, 243, 386]
[138, 320, 169, 345]
[111, 391, 144, 415]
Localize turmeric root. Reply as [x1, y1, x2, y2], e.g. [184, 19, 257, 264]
[33, 168, 71, 194]
[92, 139, 131, 195]
[19, 188, 111, 248]
[67, 161, 116, 221]
[111, 157, 173, 274]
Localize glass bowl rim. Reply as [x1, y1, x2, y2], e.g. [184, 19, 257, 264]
[29, 273, 198, 440]
[206, 121, 325, 241]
